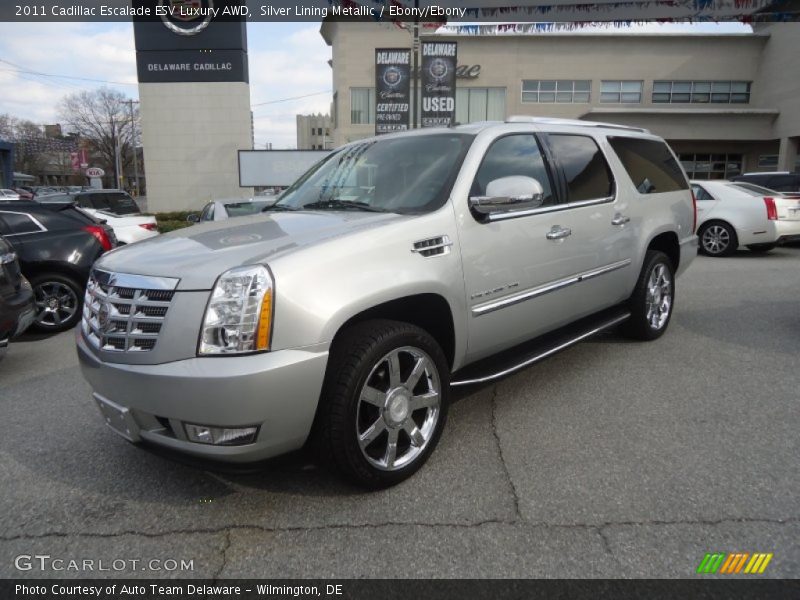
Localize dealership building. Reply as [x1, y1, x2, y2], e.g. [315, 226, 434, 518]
[320, 21, 799, 178]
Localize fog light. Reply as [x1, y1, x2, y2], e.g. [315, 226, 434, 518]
[184, 423, 259, 446]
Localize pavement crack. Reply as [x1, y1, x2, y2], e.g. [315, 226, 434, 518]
[1, 516, 795, 542]
[212, 529, 231, 582]
[490, 383, 522, 522]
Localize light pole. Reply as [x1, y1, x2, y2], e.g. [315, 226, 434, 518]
[127, 99, 141, 197]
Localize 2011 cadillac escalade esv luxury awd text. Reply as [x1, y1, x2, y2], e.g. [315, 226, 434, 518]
[77, 118, 697, 487]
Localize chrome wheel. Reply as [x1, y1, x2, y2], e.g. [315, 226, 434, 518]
[356, 346, 441, 472]
[34, 281, 79, 328]
[701, 224, 730, 255]
[645, 263, 672, 331]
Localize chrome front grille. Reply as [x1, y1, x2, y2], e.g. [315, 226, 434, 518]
[81, 270, 179, 353]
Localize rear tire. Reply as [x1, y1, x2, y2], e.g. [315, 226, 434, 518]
[622, 250, 675, 341]
[698, 221, 738, 257]
[29, 273, 83, 332]
[746, 243, 776, 253]
[313, 319, 450, 489]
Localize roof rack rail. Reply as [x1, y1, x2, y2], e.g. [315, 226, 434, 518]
[505, 116, 649, 133]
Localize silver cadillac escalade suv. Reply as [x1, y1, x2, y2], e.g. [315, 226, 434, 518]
[77, 118, 697, 487]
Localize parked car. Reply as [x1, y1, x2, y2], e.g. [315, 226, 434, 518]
[730, 181, 800, 200]
[37, 191, 158, 245]
[187, 198, 277, 223]
[12, 188, 34, 201]
[731, 171, 800, 194]
[692, 180, 800, 255]
[0, 189, 21, 201]
[0, 201, 116, 332]
[77, 118, 696, 488]
[0, 235, 36, 362]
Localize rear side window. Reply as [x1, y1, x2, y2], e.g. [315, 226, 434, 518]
[767, 175, 800, 192]
[107, 193, 140, 215]
[607, 137, 688, 194]
[0, 212, 43, 235]
[547, 134, 614, 202]
[691, 184, 714, 201]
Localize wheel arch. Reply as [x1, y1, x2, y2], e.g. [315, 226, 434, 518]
[329, 293, 457, 371]
[646, 231, 681, 272]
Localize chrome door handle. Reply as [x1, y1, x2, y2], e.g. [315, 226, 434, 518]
[546, 226, 572, 240]
[611, 214, 631, 226]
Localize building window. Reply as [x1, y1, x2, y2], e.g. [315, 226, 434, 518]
[600, 81, 643, 104]
[350, 88, 375, 125]
[521, 80, 590, 103]
[653, 81, 751, 104]
[455, 88, 506, 124]
[679, 153, 742, 180]
[758, 155, 778, 169]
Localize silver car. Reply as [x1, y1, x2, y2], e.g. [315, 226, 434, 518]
[77, 118, 697, 488]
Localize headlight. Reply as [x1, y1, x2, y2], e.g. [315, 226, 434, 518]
[199, 265, 274, 355]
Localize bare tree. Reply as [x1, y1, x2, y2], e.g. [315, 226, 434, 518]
[0, 114, 50, 176]
[58, 87, 139, 187]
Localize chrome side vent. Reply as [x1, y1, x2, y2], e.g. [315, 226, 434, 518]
[411, 235, 453, 258]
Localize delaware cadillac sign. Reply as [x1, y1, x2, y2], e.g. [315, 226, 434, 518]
[421, 42, 457, 128]
[375, 49, 411, 135]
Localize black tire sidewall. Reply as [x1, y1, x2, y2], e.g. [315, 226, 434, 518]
[322, 320, 450, 488]
[29, 273, 83, 332]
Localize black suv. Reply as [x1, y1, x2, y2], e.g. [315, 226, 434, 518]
[731, 172, 800, 194]
[0, 235, 35, 361]
[0, 202, 116, 332]
[37, 189, 141, 216]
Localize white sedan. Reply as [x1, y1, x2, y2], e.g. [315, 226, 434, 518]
[692, 180, 800, 256]
[87, 210, 159, 245]
[0, 189, 21, 201]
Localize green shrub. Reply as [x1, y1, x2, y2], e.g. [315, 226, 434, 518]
[157, 219, 194, 234]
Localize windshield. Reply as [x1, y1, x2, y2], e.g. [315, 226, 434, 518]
[274, 133, 474, 214]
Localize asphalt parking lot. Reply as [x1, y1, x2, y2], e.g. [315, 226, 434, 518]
[1, 248, 798, 579]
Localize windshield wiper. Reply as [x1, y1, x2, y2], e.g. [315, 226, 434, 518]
[301, 199, 386, 213]
[261, 204, 297, 212]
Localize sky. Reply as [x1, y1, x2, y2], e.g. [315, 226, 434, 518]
[0, 20, 752, 149]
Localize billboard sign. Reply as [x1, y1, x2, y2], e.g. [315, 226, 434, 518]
[421, 41, 457, 128]
[375, 48, 411, 135]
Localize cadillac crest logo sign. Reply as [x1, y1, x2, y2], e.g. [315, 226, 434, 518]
[160, 0, 214, 36]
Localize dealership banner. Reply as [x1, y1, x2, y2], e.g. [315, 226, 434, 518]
[375, 48, 411, 135]
[421, 41, 457, 128]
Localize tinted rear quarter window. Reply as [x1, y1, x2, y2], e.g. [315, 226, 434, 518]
[607, 137, 688, 194]
[547, 134, 614, 202]
[0, 212, 42, 235]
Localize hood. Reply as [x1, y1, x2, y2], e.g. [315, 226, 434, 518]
[94, 210, 405, 289]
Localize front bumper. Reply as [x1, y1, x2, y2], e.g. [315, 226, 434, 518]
[77, 332, 329, 463]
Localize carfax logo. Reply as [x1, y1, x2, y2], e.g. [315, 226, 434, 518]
[696, 552, 773, 574]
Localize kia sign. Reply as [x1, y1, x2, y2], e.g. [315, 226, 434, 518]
[86, 167, 105, 178]
[421, 42, 457, 128]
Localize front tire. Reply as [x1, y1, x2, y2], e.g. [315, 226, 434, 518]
[29, 273, 83, 332]
[314, 319, 450, 488]
[698, 221, 738, 257]
[622, 250, 675, 341]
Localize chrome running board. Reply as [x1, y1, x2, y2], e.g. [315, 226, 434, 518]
[451, 307, 631, 387]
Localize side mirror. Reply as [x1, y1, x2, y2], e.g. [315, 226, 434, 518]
[469, 176, 545, 219]
[186, 213, 200, 223]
